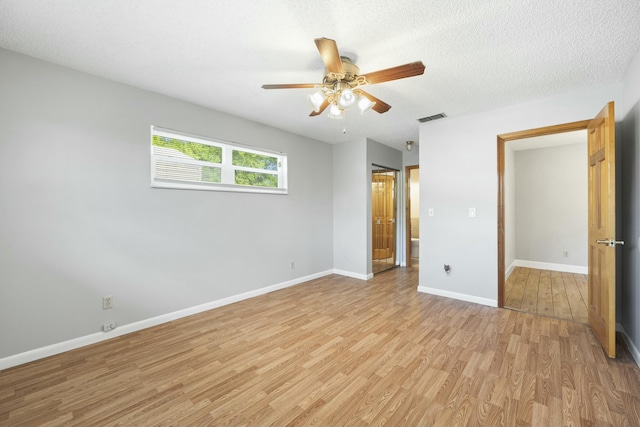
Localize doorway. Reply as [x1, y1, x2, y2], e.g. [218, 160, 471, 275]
[498, 120, 591, 307]
[405, 166, 420, 267]
[503, 131, 588, 323]
[498, 102, 618, 357]
[372, 165, 397, 274]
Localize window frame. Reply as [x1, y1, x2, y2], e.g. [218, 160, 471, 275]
[150, 126, 288, 195]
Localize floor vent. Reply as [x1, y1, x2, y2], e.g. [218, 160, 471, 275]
[417, 113, 447, 123]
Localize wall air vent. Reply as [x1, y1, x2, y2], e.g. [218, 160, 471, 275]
[417, 113, 447, 123]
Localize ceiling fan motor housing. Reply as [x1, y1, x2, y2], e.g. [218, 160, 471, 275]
[325, 57, 362, 87]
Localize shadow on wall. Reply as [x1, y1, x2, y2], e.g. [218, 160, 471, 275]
[621, 101, 639, 347]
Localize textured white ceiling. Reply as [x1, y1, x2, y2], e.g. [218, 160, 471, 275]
[1, 0, 639, 151]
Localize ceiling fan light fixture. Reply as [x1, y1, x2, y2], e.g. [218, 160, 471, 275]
[328, 103, 344, 120]
[308, 91, 325, 112]
[262, 37, 425, 120]
[357, 96, 375, 114]
[338, 88, 357, 109]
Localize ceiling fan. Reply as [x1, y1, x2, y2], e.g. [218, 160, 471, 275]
[262, 37, 425, 119]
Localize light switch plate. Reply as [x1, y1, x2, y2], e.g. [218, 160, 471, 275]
[469, 208, 476, 218]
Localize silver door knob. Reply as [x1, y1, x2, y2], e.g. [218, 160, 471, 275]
[596, 239, 625, 247]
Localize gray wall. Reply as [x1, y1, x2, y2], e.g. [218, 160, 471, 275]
[332, 138, 403, 277]
[514, 143, 588, 267]
[333, 138, 368, 277]
[419, 81, 622, 305]
[0, 48, 334, 358]
[621, 48, 640, 358]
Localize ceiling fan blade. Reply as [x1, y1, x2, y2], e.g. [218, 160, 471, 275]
[309, 99, 330, 117]
[262, 83, 318, 89]
[314, 37, 344, 74]
[362, 61, 425, 85]
[360, 91, 391, 114]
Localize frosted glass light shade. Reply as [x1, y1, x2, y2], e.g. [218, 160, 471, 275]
[357, 96, 375, 113]
[308, 91, 325, 112]
[338, 88, 357, 109]
[327, 103, 344, 120]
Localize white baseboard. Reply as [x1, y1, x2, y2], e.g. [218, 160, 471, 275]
[417, 286, 497, 308]
[513, 260, 588, 275]
[333, 269, 373, 280]
[617, 323, 640, 368]
[506, 261, 516, 280]
[0, 270, 334, 371]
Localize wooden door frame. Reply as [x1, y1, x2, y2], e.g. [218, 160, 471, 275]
[372, 173, 396, 260]
[497, 120, 591, 307]
[405, 165, 419, 266]
[372, 166, 399, 274]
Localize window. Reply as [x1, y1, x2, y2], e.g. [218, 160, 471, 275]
[151, 126, 288, 194]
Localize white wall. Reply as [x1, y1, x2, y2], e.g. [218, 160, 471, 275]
[620, 47, 640, 362]
[0, 48, 334, 361]
[514, 143, 588, 268]
[419, 82, 622, 306]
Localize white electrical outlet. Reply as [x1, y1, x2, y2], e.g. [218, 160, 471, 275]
[103, 321, 117, 332]
[102, 296, 113, 310]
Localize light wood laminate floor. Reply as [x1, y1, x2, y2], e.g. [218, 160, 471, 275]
[505, 267, 588, 324]
[2, 267, 639, 426]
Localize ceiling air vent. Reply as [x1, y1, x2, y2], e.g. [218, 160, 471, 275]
[417, 113, 447, 123]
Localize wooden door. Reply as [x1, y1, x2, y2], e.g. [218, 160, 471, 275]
[372, 170, 397, 273]
[587, 101, 618, 358]
[372, 174, 394, 259]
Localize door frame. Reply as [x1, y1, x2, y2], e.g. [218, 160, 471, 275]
[372, 165, 399, 274]
[405, 165, 419, 266]
[497, 120, 591, 307]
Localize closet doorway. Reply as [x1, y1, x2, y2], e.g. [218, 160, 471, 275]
[503, 131, 588, 323]
[372, 165, 397, 274]
[405, 166, 419, 267]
